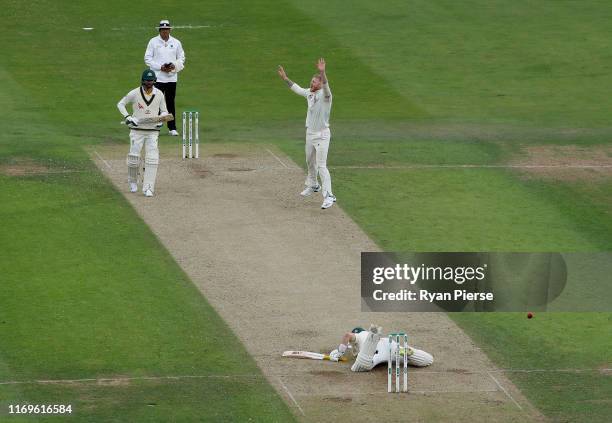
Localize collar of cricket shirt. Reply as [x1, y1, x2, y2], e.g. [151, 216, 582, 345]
[139, 87, 156, 106]
[158, 34, 174, 47]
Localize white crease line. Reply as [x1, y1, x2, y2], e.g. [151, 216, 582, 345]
[487, 371, 523, 411]
[0, 374, 264, 386]
[294, 389, 500, 396]
[278, 377, 305, 416]
[108, 25, 215, 31]
[288, 368, 606, 376]
[409, 368, 607, 375]
[3, 368, 604, 386]
[494, 368, 609, 374]
[265, 148, 290, 169]
[169, 25, 212, 29]
[93, 150, 112, 170]
[332, 164, 612, 170]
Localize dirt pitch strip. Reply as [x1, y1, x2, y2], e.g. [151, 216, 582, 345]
[92, 143, 544, 422]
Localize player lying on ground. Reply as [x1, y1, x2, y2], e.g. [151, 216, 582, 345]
[329, 325, 434, 372]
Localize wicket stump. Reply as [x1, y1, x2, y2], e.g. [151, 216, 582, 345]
[388, 332, 409, 393]
[182, 110, 199, 159]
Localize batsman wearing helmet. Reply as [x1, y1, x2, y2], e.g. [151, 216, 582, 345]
[329, 325, 433, 371]
[117, 69, 170, 197]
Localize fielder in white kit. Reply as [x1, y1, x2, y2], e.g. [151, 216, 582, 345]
[117, 69, 170, 197]
[278, 58, 336, 209]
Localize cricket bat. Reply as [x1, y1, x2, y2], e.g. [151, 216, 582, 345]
[282, 350, 348, 362]
[120, 114, 174, 125]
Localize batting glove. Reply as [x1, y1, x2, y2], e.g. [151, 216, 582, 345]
[125, 115, 138, 127]
[329, 343, 348, 362]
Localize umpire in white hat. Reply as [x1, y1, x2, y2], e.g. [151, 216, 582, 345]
[144, 19, 186, 136]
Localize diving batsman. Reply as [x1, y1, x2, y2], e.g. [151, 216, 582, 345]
[329, 325, 434, 371]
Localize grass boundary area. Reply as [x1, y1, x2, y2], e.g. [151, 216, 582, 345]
[0, 67, 296, 422]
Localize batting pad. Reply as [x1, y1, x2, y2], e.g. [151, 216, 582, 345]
[127, 153, 140, 183]
[143, 164, 158, 193]
[144, 154, 159, 166]
[406, 347, 434, 367]
[351, 329, 380, 372]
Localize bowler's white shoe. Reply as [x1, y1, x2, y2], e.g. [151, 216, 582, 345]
[300, 185, 321, 197]
[144, 189, 154, 197]
[129, 182, 138, 193]
[321, 194, 336, 209]
[169, 129, 179, 136]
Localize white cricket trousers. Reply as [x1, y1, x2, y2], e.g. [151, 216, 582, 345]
[305, 128, 332, 197]
[372, 338, 434, 368]
[128, 130, 160, 192]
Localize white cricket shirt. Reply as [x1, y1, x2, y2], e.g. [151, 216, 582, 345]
[117, 87, 168, 131]
[144, 35, 185, 83]
[291, 82, 332, 132]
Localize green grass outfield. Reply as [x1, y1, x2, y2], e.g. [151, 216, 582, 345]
[2, 0, 611, 422]
[0, 73, 294, 421]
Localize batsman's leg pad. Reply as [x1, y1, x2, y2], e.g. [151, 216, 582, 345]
[127, 153, 140, 183]
[144, 134, 160, 164]
[143, 163, 158, 193]
[351, 352, 375, 372]
[350, 325, 381, 372]
[142, 136, 160, 192]
[144, 154, 159, 166]
[406, 347, 434, 367]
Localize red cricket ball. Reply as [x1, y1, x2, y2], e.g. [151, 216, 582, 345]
[527, 312, 533, 319]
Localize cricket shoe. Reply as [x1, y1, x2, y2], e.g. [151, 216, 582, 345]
[300, 185, 321, 197]
[321, 194, 336, 209]
[129, 182, 138, 193]
[144, 188, 154, 197]
[169, 130, 179, 136]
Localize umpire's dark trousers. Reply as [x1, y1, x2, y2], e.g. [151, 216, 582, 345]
[155, 82, 177, 131]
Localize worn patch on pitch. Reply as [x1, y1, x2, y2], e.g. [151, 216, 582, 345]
[510, 145, 612, 182]
[0, 159, 57, 176]
[212, 153, 238, 159]
[322, 396, 352, 403]
[228, 167, 255, 172]
[192, 169, 213, 178]
[446, 368, 472, 374]
[308, 370, 344, 378]
[292, 329, 319, 338]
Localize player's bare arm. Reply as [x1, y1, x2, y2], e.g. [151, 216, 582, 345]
[317, 58, 327, 84]
[277, 65, 294, 87]
[342, 332, 356, 345]
[328, 332, 356, 362]
[318, 58, 331, 101]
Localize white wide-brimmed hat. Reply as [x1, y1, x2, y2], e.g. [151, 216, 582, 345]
[157, 20, 172, 29]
